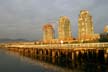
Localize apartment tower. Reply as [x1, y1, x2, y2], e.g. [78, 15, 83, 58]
[43, 24, 54, 43]
[78, 10, 94, 41]
[58, 16, 72, 41]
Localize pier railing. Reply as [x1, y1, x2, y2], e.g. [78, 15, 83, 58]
[4, 42, 108, 50]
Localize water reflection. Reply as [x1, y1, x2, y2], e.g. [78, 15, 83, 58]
[5, 50, 76, 72]
[6, 48, 108, 72]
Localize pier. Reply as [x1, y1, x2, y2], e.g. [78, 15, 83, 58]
[2, 42, 108, 59]
[2, 42, 108, 71]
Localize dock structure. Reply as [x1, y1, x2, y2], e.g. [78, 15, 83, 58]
[4, 42, 108, 49]
[2, 42, 108, 59]
[1, 42, 108, 70]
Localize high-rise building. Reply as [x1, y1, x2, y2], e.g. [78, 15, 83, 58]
[43, 24, 54, 43]
[58, 16, 72, 41]
[104, 25, 108, 33]
[78, 10, 94, 41]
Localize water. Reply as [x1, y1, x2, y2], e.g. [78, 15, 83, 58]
[0, 48, 108, 72]
[0, 49, 75, 72]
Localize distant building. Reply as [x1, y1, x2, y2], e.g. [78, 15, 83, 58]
[58, 16, 73, 42]
[43, 24, 54, 43]
[99, 25, 108, 42]
[78, 10, 95, 42]
[104, 25, 108, 33]
[99, 33, 108, 42]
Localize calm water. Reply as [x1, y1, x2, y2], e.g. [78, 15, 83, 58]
[0, 49, 76, 72]
[0, 48, 108, 72]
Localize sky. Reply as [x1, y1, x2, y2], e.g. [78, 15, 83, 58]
[0, 0, 108, 40]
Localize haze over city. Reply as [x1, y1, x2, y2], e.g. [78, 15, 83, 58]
[0, 0, 108, 40]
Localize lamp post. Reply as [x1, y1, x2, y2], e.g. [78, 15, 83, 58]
[60, 40, 63, 44]
[60, 40, 63, 48]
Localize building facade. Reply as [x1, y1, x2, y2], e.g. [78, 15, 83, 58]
[78, 10, 94, 42]
[58, 16, 72, 42]
[43, 24, 54, 43]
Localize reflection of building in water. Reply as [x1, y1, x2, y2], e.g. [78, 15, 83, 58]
[43, 24, 54, 43]
[78, 10, 99, 42]
[58, 16, 73, 42]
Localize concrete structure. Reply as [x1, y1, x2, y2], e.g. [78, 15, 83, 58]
[3, 42, 108, 64]
[43, 24, 54, 43]
[4, 42, 108, 70]
[4, 42, 108, 49]
[78, 10, 94, 42]
[58, 16, 72, 42]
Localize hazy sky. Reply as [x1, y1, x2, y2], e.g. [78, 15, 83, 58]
[0, 0, 108, 40]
